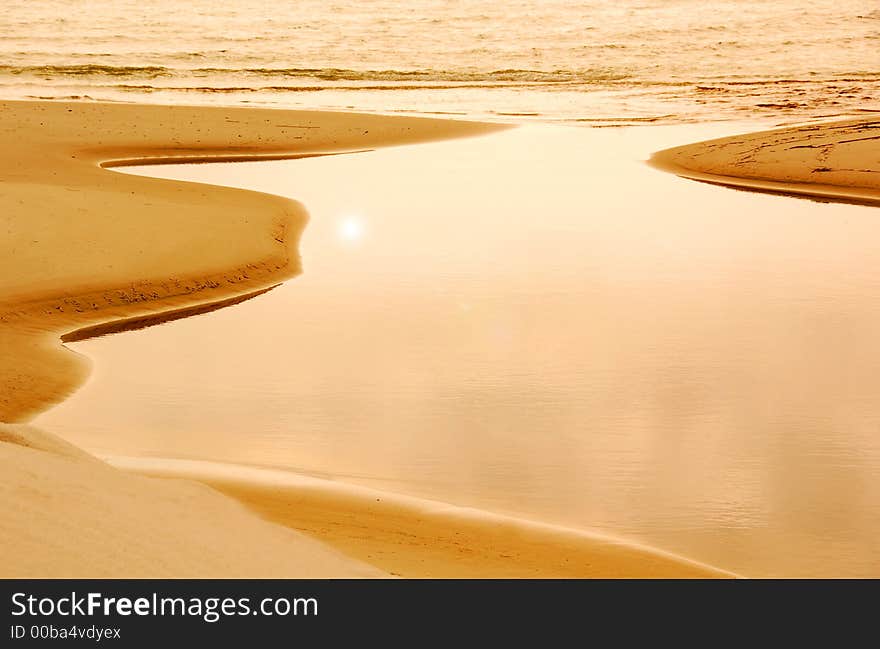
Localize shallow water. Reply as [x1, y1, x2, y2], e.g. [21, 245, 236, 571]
[38, 124, 880, 577]
[2, 0, 878, 123]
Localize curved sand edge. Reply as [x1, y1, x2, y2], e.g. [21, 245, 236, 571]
[0, 100, 506, 421]
[0, 101, 734, 578]
[0, 100, 518, 578]
[111, 456, 738, 579]
[0, 423, 386, 578]
[649, 117, 880, 205]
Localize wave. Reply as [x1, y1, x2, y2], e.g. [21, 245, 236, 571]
[0, 64, 630, 84]
[1, 64, 171, 77]
[5, 64, 880, 91]
[105, 82, 604, 93]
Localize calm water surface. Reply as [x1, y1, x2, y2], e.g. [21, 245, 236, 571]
[38, 125, 880, 577]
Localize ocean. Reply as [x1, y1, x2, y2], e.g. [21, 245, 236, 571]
[1, 0, 878, 124]
[7, 1, 880, 578]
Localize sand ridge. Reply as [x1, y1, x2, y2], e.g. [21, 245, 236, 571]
[650, 116, 880, 204]
[0, 424, 386, 578]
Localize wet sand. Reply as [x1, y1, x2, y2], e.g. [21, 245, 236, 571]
[0, 99, 501, 422]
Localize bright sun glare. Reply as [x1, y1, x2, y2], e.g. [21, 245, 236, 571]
[338, 215, 366, 242]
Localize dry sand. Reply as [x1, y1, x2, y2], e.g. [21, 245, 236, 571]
[0, 424, 384, 578]
[650, 116, 880, 204]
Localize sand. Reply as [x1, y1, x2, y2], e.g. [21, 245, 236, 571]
[0, 99, 503, 423]
[0, 99, 501, 578]
[10, 101, 864, 578]
[0, 424, 384, 578]
[112, 457, 735, 578]
[650, 116, 880, 205]
[0, 421, 732, 578]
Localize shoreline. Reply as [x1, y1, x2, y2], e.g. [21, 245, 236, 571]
[0, 99, 504, 422]
[110, 455, 737, 579]
[0, 99, 510, 578]
[0, 423, 385, 578]
[4, 100, 878, 578]
[650, 117, 880, 206]
[4, 99, 729, 579]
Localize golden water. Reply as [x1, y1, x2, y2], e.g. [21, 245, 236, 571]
[38, 125, 880, 577]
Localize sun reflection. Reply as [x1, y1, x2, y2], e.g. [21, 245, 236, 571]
[338, 215, 366, 243]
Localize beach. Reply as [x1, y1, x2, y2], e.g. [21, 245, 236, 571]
[651, 117, 880, 205]
[2, 97, 879, 578]
[1, 99, 739, 578]
[0, 423, 383, 578]
[0, 100, 501, 422]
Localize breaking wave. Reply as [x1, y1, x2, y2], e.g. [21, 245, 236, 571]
[0, 64, 630, 84]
